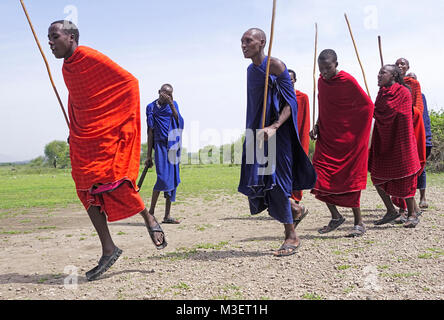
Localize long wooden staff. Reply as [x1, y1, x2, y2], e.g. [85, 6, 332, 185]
[20, 0, 70, 128]
[344, 13, 371, 99]
[312, 23, 318, 126]
[259, 0, 277, 148]
[378, 35, 384, 67]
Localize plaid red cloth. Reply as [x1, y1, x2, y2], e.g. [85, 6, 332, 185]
[312, 71, 374, 196]
[77, 181, 145, 222]
[291, 90, 311, 202]
[405, 76, 426, 173]
[311, 189, 362, 208]
[369, 83, 420, 180]
[372, 173, 417, 199]
[62, 46, 141, 191]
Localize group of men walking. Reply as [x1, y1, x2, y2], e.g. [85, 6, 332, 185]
[46, 21, 432, 280]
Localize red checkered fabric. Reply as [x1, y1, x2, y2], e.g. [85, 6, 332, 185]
[291, 90, 311, 202]
[62, 46, 141, 191]
[372, 173, 417, 199]
[311, 189, 362, 208]
[369, 83, 421, 180]
[77, 181, 145, 222]
[312, 71, 374, 196]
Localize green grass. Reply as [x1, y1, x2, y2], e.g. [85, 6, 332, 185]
[0, 164, 241, 210]
[1, 164, 442, 210]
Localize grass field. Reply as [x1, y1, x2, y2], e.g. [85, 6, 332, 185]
[0, 164, 242, 210]
[1, 164, 443, 210]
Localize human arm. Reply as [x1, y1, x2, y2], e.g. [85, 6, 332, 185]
[160, 92, 179, 124]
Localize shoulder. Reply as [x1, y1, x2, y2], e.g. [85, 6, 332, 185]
[146, 102, 155, 112]
[269, 57, 286, 76]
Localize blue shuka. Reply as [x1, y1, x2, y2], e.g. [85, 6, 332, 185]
[238, 57, 317, 224]
[146, 100, 184, 202]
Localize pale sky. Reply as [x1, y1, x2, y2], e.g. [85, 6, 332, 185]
[1, 0, 443, 162]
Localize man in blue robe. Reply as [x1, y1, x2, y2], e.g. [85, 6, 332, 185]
[239, 28, 317, 257]
[146, 84, 184, 224]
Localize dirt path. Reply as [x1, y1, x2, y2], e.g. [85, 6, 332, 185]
[0, 186, 443, 300]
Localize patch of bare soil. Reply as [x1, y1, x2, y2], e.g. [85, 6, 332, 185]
[0, 187, 443, 300]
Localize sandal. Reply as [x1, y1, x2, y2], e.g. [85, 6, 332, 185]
[162, 217, 180, 224]
[346, 225, 366, 237]
[273, 242, 301, 257]
[86, 246, 122, 281]
[318, 217, 346, 234]
[147, 218, 168, 250]
[404, 217, 420, 228]
[374, 212, 400, 225]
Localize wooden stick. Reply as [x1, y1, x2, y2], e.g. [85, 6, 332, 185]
[137, 164, 149, 191]
[344, 13, 371, 99]
[20, 0, 70, 128]
[378, 35, 384, 67]
[312, 23, 318, 127]
[261, 0, 277, 131]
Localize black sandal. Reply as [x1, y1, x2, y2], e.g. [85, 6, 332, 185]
[374, 212, 400, 225]
[147, 218, 168, 250]
[318, 217, 346, 234]
[86, 246, 122, 281]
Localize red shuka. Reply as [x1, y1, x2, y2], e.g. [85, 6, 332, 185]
[405, 77, 426, 171]
[63, 46, 141, 191]
[291, 90, 310, 202]
[369, 82, 421, 200]
[63, 46, 145, 221]
[311, 71, 374, 206]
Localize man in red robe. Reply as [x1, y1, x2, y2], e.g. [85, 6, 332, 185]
[390, 58, 426, 221]
[370, 65, 421, 228]
[310, 49, 374, 237]
[48, 20, 167, 281]
[288, 69, 310, 227]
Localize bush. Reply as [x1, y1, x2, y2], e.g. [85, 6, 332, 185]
[428, 109, 444, 172]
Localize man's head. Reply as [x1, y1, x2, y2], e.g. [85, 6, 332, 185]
[318, 49, 338, 80]
[48, 20, 79, 59]
[158, 84, 173, 105]
[395, 58, 410, 77]
[406, 72, 417, 80]
[288, 69, 297, 85]
[241, 28, 266, 59]
[377, 64, 405, 88]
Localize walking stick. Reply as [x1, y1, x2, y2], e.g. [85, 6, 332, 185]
[259, 0, 277, 149]
[19, 0, 70, 128]
[137, 164, 149, 191]
[344, 13, 371, 99]
[378, 35, 384, 67]
[312, 23, 318, 127]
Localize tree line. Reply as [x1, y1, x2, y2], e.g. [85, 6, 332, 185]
[29, 109, 443, 172]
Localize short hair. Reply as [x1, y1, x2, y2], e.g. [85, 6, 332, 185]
[396, 57, 410, 67]
[318, 49, 337, 62]
[245, 28, 267, 43]
[288, 69, 296, 79]
[160, 83, 173, 91]
[384, 64, 410, 90]
[51, 20, 79, 43]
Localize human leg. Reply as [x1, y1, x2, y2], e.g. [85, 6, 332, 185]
[318, 203, 345, 234]
[273, 224, 301, 257]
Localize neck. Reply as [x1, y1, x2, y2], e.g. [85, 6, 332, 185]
[251, 51, 266, 66]
[64, 43, 78, 60]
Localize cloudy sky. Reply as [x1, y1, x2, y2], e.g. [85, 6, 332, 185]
[1, 0, 443, 162]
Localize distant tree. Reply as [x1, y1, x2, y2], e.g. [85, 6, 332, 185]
[29, 156, 45, 167]
[44, 140, 70, 168]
